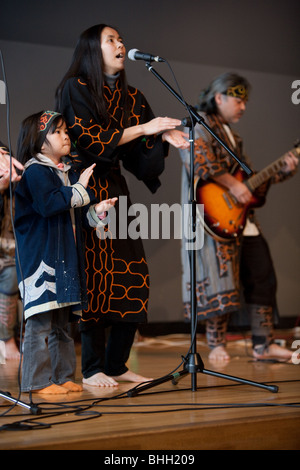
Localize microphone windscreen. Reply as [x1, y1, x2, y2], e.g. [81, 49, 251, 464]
[128, 49, 138, 61]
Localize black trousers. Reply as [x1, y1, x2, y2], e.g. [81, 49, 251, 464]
[80, 320, 138, 378]
[240, 234, 277, 307]
[208, 234, 277, 349]
[240, 234, 277, 349]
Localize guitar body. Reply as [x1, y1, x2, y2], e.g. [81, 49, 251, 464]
[196, 168, 264, 242]
[195, 142, 299, 242]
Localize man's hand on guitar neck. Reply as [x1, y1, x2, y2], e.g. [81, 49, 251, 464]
[282, 151, 298, 173]
[212, 172, 252, 205]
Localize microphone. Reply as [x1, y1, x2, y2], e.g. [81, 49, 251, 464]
[128, 49, 165, 63]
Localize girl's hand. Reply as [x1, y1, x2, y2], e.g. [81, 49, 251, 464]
[78, 164, 96, 188]
[95, 197, 118, 217]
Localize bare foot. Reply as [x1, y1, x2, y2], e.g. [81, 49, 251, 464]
[61, 381, 83, 392]
[110, 370, 153, 383]
[82, 372, 118, 387]
[208, 345, 230, 363]
[31, 384, 69, 394]
[252, 343, 293, 362]
[4, 338, 20, 361]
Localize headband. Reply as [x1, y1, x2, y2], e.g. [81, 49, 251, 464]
[38, 111, 62, 134]
[226, 85, 248, 101]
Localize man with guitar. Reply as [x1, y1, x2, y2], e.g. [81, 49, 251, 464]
[180, 72, 298, 363]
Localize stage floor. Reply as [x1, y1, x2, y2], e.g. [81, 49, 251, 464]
[0, 330, 299, 451]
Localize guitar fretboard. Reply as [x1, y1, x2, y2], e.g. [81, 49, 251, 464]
[247, 146, 299, 192]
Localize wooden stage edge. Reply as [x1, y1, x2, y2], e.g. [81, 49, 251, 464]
[0, 330, 300, 450]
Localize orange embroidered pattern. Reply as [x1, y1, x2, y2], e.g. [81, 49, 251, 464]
[183, 281, 239, 319]
[82, 176, 149, 322]
[66, 79, 155, 323]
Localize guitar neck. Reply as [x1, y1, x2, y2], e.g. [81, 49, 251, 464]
[247, 146, 300, 192]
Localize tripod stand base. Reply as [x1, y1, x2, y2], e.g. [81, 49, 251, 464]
[126, 364, 278, 397]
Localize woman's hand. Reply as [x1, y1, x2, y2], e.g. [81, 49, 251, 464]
[162, 129, 190, 149]
[118, 117, 187, 146]
[0, 148, 24, 183]
[141, 117, 182, 135]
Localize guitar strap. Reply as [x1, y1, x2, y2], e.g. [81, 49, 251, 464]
[222, 124, 236, 149]
[222, 125, 260, 236]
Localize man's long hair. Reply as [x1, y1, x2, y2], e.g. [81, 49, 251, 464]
[196, 72, 250, 114]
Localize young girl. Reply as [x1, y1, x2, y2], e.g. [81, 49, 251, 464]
[14, 110, 117, 394]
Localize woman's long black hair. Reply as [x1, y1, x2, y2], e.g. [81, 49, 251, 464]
[55, 24, 130, 127]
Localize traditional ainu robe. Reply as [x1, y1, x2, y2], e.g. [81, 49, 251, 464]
[180, 112, 294, 323]
[180, 113, 245, 321]
[59, 77, 168, 327]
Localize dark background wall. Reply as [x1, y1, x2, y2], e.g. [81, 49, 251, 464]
[0, 0, 299, 324]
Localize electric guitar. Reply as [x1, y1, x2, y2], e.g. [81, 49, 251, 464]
[195, 142, 300, 242]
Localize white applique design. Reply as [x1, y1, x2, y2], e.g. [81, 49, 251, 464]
[20, 261, 56, 306]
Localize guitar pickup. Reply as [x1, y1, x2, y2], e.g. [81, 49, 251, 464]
[222, 192, 234, 209]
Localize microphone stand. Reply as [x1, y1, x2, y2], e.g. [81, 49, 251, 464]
[127, 62, 278, 397]
[0, 390, 41, 415]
